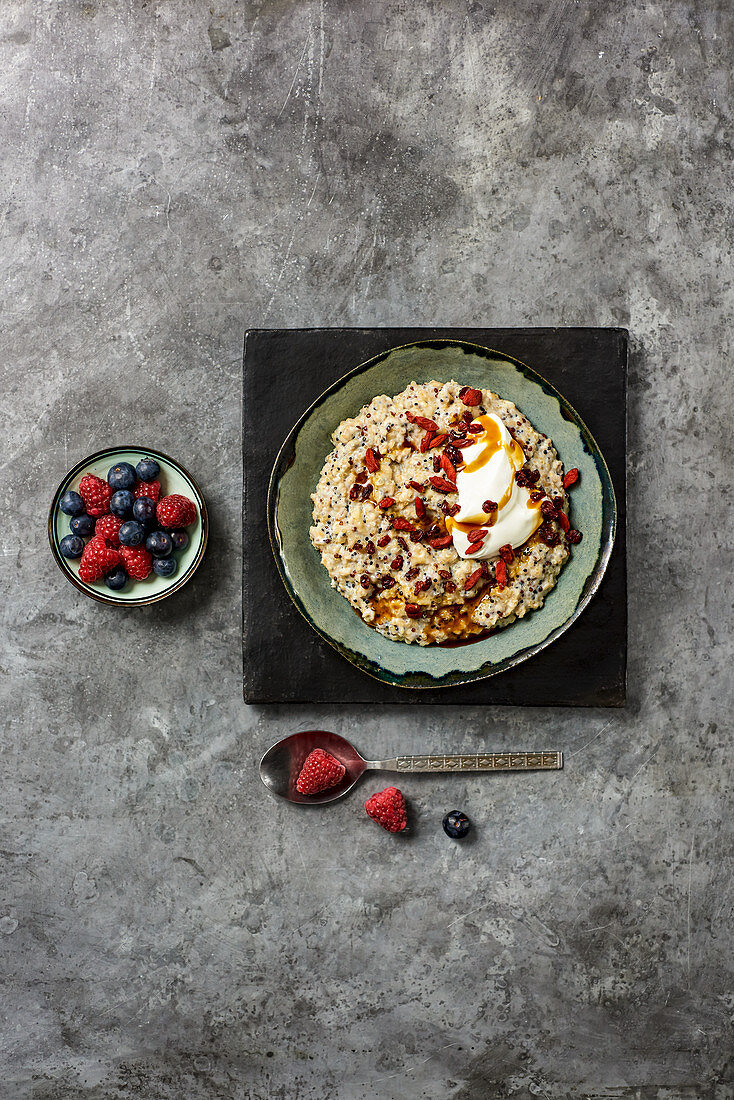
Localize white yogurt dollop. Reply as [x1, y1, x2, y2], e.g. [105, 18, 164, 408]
[446, 413, 542, 560]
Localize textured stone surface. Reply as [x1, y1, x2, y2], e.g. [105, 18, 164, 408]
[2, 1, 732, 1097]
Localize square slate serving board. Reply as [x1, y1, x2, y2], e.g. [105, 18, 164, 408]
[243, 328, 627, 706]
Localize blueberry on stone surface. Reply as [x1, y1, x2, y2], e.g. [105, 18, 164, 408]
[169, 530, 189, 551]
[145, 530, 173, 557]
[70, 513, 95, 537]
[59, 490, 85, 516]
[442, 811, 471, 839]
[110, 490, 134, 518]
[136, 456, 160, 482]
[107, 462, 137, 491]
[153, 556, 177, 578]
[59, 534, 85, 558]
[132, 496, 156, 524]
[118, 520, 145, 547]
[104, 567, 128, 591]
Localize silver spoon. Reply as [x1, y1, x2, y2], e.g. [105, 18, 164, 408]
[259, 730, 563, 805]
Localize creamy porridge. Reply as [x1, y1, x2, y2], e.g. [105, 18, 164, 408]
[309, 380, 582, 646]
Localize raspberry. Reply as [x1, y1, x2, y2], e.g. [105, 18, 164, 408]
[94, 515, 122, 547]
[120, 545, 153, 580]
[364, 787, 407, 833]
[295, 749, 346, 795]
[134, 479, 160, 503]
[78, 535, 121, 583]
[156, 494, 196, 529]
[78, 474, 112, 517]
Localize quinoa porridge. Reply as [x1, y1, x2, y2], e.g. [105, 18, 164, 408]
[309, 380, 582, 646]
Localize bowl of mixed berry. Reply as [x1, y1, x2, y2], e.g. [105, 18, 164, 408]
[48, 447, 208, 605]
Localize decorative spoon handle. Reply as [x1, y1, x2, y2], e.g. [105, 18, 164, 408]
[372, 751, 562, 773]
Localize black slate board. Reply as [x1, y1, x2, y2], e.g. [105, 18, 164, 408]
[243, 328, 627, 706]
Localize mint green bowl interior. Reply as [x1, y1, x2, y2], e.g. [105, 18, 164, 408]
[49, 446, 207, 605]
[268, 341, 616, 689]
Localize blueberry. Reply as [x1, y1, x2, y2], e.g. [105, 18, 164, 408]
[70, 513, 95, 537]
[442, 811, 471, 839]
[169, 530, 189, 551]
[59, 490, 85, 516]
[146, 530, 173, 557]
[107, 462, 137, 491]
[59, 534, 85, 558]
[132, 496, 156, 524]
[118, 520, 145, 547]
[153, 556, 177, 578]
[110, 490, 134, 518]
[105, 566, 128, 591]
[136, 456, 160, 482]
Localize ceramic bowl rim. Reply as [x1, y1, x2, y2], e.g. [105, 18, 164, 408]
[48, 445, 209, 606]
[267, 338, 617, 688]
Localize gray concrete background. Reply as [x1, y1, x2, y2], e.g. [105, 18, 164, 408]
[2, 1, 732, 1097]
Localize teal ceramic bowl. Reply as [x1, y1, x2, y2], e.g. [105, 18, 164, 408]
[268, 341, 616, 689]
[49, 446, 208, 605]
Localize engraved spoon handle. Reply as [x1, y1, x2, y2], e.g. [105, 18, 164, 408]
[368, 751, 563, 773]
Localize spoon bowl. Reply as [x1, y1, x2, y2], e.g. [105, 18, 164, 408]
[259, 730, 370, 805]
